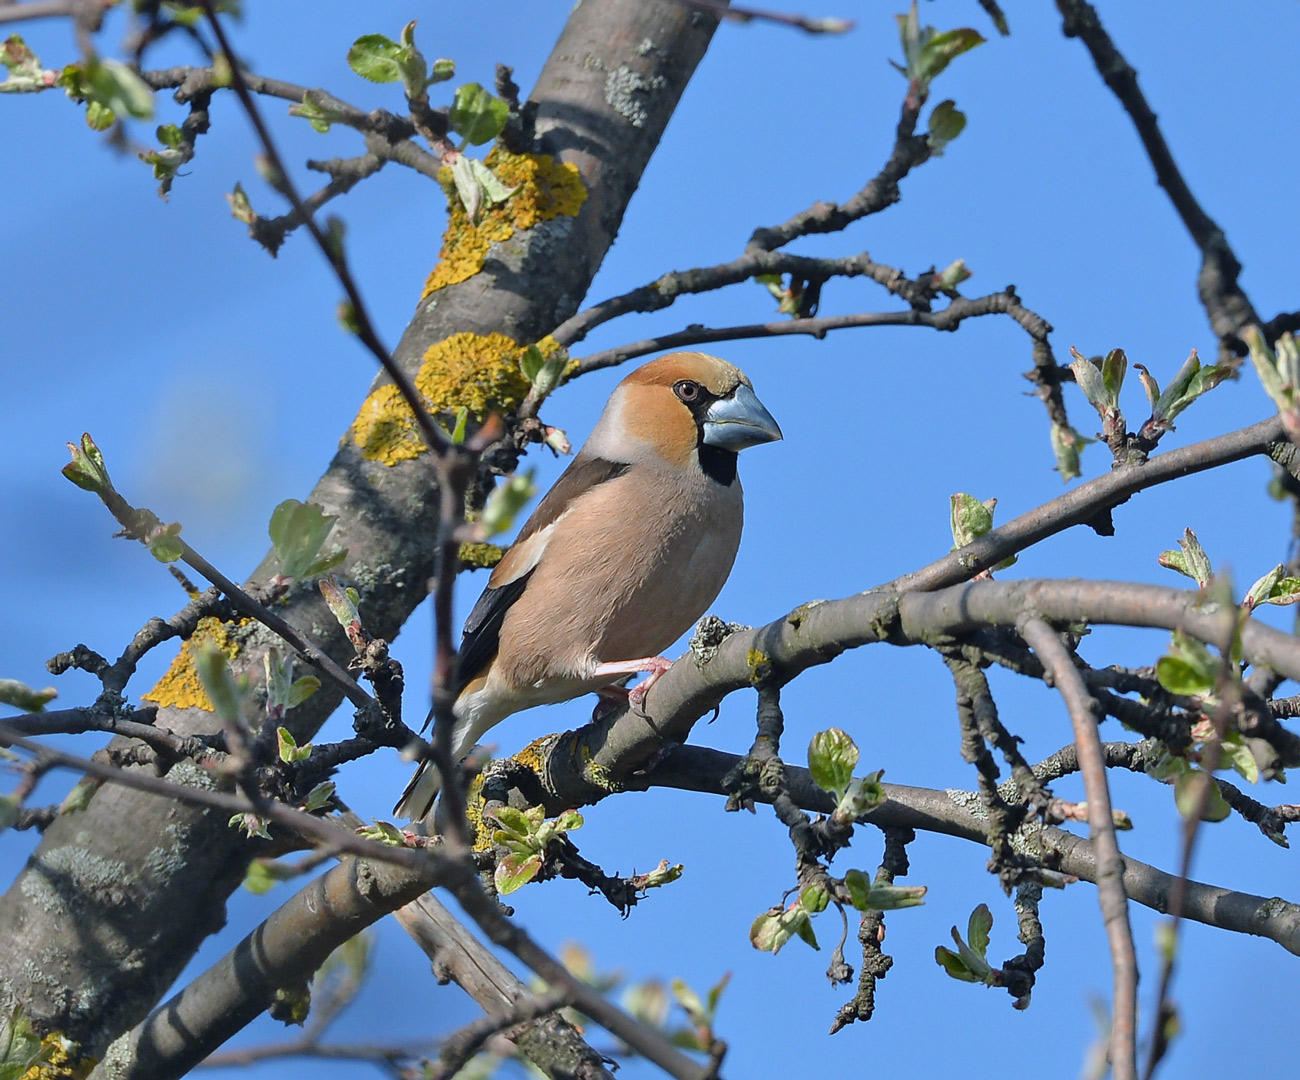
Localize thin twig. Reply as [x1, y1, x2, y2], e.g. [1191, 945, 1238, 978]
[574, 286, 1053, 376]
[675, 0, 853, 35]
[1054, 0, 1258, 352]
[198, 3, 451, 463]
[1018, 617, 1136, 1080]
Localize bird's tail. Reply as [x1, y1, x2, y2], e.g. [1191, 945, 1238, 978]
[393, 699, 498, 821]
[393, 756, 443, 822]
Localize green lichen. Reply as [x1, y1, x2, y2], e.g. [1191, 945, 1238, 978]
[458, 542, 504, 570]
[746, 648, 773, 686]
[142, 616, 250, 711]
[348, 333, 567, 466]
[579, 742, 623, 795]
[423, 149, 587, 296]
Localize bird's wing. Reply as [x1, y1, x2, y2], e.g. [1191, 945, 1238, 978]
[455, 454, 631, 690]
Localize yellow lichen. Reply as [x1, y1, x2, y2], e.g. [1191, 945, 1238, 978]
[348, 383, 425, 466]
[458, 542, 504, 570]
[21, 1032, 94, 1080]
[423, 149, 588, 296]
[513, 734, 553, 776]
[348, 333, 568, 466]
[415, 332, 536, 418]
[465, 773, 492, 851]
[746, 648, 773, 686]
[143, 616, 249, 711]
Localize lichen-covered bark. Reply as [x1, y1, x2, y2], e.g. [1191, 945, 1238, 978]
[0, 0, 721, 1056]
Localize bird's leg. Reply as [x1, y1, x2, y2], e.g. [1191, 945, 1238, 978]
[592, 656, 674, 717]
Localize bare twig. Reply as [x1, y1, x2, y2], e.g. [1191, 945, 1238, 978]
[197, 4, 451, 463]
[426, 990, 569, 1080]
[573, 286, 1054, 375]
[551, 84, 932, 350]
[641, 745, 1300, 955]
[1054, 0, 1258, 352]
[676, 0, 853, 35]
[394, 894, 616, 1080]
[1018, 617, 1136, 1080]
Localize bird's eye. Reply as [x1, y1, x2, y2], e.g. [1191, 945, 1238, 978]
[674, 380, 701, 403]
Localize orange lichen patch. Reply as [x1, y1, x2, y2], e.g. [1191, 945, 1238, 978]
[142, 616, 249, 711]
[348, 333, 569, 465]
[423, 149, 587, 296]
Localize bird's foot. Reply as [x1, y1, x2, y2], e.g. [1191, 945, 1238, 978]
[627, 659, 673, 717]
[592, 656, 674, 718]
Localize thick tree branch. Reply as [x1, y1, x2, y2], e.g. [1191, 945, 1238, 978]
[539, 576, 1300, 811]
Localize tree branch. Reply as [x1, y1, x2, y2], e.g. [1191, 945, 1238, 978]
[1018, 617, 1137, 1080]
[1054, 0, 1259, 352]
[642, 745, 1300, 955]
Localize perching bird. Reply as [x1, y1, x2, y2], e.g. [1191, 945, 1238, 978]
[395, 351, 782, 820]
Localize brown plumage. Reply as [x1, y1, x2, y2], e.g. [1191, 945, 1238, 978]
[396, 352, 782, 820]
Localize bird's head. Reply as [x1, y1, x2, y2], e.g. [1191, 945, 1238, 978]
[586, 352, 782, 477]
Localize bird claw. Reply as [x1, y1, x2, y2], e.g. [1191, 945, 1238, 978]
[627, 658, 673, 717]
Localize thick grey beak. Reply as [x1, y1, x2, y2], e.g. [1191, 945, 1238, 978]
[702, 383, 783, 452]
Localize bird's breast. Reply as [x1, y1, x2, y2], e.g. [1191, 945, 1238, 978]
[494, 462, 743, 689]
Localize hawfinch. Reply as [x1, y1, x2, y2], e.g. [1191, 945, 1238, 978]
[395, 352, 782, 820]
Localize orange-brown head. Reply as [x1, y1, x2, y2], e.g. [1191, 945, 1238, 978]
[585, 352, 782, 475]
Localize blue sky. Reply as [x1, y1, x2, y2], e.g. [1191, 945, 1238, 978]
[3, 2, 1299, 1077]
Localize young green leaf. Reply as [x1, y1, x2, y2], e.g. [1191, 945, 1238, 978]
[1101, 347, 1127, 400]
[807, 727, 858, 798]
[0, 1006, 54, 1079]
[448, 82, 510, 145]
[495, 851, 543, 895]
[930, 257, 970, 289]
[301, 781, 335, 813]
[916, 27, 985, 84]
[1157, 528, 1212, 587]
[935, 945, 981, 982]
[320, 575, 362, 634]
[0, 678, 56, 713]
[927, 100, 966, 154]
[146, 521, 184, 564]
[288, 89, 353, 133]
[277, 727, 312, 764]
[225, 181, 256, 224]
[834, 770, 886, 821]
[269, 498, 345, 580]
[749, 902, 819, 955]
[480, 470, 537, 537]
[62, 432, 112, 494]
[1174, 769, 1231, 822]
[195, 642, 248, 724]
[966, 903, 992, 958]
[287, 676, 320, 708]
[347, 34, 404, 83]
[1049, 421, 1091, 482]
[1154, 629, 1218, 697]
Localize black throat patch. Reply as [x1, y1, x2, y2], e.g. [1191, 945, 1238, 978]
[698, 443, 738, 486]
